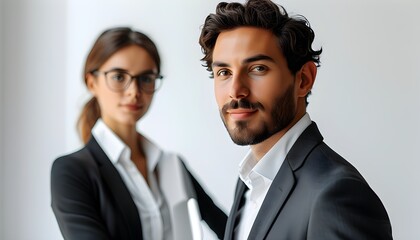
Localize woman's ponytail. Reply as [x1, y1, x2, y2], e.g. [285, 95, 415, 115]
[77, 97, 101, 144]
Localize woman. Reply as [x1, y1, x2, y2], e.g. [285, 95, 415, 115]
[51, 27, 227, 240]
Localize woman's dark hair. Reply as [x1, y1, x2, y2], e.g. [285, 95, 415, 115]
[199, 0, 322, 74]
[78, 27, 161, 143]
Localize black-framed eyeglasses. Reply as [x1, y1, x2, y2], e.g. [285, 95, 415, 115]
[93, 69, 163, 94]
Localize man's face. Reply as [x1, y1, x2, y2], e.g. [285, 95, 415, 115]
[212, 27, 299, 145]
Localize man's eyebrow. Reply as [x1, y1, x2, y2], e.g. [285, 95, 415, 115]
[243, 54, 275, 64]
[212, 61, 229, 68]
[211, 54, 275, 68]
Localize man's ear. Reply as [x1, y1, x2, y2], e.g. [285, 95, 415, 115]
[86, 72, 97, 95]
[296, 61, 317, 98]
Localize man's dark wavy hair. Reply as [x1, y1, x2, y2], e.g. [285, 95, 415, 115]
[199, 0, 322, 76]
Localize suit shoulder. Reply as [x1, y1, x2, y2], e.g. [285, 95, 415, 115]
[306, 142, 389, 213]
[307, 142, 365, 180]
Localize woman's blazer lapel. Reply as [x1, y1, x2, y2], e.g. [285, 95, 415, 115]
[86, 137, 143, 239]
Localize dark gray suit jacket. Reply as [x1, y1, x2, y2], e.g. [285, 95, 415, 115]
[51, 137, 227, 240]
[224, 122, 392, 240]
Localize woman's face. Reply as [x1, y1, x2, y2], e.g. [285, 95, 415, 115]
[87, 45, 158, 130]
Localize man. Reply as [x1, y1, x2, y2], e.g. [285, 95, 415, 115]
[199, 0, 393, 239]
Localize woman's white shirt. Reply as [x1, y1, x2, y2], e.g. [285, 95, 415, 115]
[92, 119, 172, 240]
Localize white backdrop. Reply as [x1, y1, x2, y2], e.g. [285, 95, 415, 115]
[0, 0, 3, 237]
[1, 0, 419, 239]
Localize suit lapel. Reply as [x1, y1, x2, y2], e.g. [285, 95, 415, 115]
[247, 122, 323, 239]
[224, 179, 248, 240]
[87, 137, 143, 239]
[247, 162, 295, 240]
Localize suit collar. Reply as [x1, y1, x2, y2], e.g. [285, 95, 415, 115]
[86, 137, 143, 239]
[286, 121, 323, 171]
[238, 113, 312, 191]
[247, 122, 323, 239]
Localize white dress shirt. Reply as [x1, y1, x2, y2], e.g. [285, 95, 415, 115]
[235, 113, 312, 240]
[92, 119, 172, 240]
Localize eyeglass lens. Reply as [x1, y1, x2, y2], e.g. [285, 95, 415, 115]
[105, 70, 161, 93]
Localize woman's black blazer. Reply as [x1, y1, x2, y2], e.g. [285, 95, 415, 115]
[51, 137, 227, 240]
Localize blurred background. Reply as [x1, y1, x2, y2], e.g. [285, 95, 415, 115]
[0, 0, 419, 239]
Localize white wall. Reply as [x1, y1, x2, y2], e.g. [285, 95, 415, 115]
[1, 0, 419, 239]
[0, 0, 66, 239]
[0, 0, 4, 237]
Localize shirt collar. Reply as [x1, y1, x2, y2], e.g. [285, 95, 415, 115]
[92, 119, 162, 172]
[239, 113, 312, 185]
[140, 134, 162, 172]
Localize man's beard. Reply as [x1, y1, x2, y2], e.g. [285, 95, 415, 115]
[220, 83, 296, 146]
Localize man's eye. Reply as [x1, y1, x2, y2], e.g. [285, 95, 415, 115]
[251, 65, 267, 73]
[216, 69, 230, 77]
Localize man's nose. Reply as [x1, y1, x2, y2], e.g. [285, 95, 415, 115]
[229, 74, 250, 100]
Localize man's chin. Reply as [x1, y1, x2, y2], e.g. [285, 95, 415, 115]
[222, 119, 267, 145]
[230, 137, 253, 146]
[228, 129, 265, 146]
